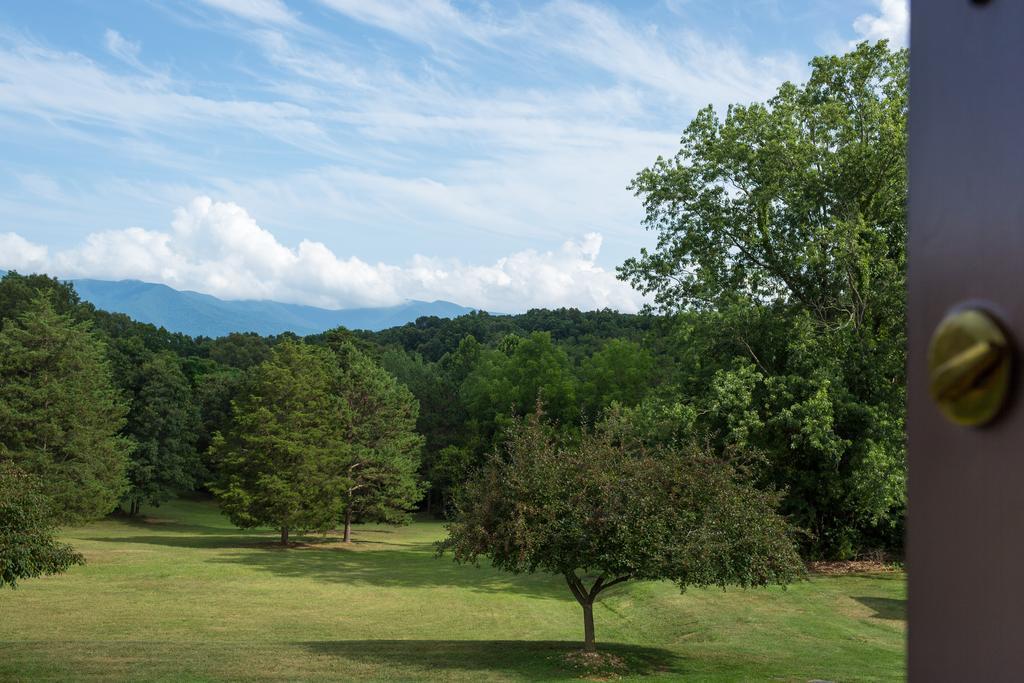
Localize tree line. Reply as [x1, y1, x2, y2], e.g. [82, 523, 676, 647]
[0, 280, 424, 578]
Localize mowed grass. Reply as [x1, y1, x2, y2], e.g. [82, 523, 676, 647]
[0, 497, 905, 681]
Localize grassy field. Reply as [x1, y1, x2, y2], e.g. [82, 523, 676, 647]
[0, 497, 905, 681]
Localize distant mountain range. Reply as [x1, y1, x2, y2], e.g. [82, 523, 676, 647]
[0, 271, 477, 337]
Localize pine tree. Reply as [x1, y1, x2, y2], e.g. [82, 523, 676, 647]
[0, 296, 130, 524]
[209, 340, 350, 544]
[326, 338, 424, 543]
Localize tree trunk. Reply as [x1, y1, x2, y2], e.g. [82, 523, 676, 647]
[129, 498, 140, 517]
[582, 600, 596, 651]
[343, 507, 353, 543]
[281, 527, 289, 545]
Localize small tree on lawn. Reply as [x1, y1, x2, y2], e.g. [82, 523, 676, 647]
[439, 407, 804, 651]
[209, 340, 349, 545]
[0, 463, 84, 588]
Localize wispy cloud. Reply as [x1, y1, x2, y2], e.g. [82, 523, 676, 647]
[195, 0, 299, 27]
[315, 0, 505, 47]
[103, 29, 142, 68]
[313, 0, 804, 111]
[0, 33, 340, 156]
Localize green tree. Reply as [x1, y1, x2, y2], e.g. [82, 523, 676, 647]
[209, 340, 349, 544]
[380, 347, 464, 513]
[440, 408, 803, 651]
[122, 352, 202, 516]
[0, 296, 130, 523]
[462, 331, 577, 442]
[578, 339, 656, 418]
[424, 445, 471, 517]
[328, 341, 425, 543]
[188, 359, 245, 477]
[618, 41, 907, 557]
[0, 272, 83, 326]
[202, 332, 275, 370]
[0, 463, 84, 588]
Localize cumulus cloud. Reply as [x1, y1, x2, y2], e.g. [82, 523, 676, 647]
[1, 197, 643, 313]
[852, 0, 908, 48]
[0, 233, 49, 272]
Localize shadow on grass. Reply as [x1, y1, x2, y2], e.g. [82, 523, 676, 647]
[211, 544, 573, 600]
[301, 639, 684, 679]
[85, 533, 287, 549]
[84, 533, 572, 600]
[854, 596, 906, 621]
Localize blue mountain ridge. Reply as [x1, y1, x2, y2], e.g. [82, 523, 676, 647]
[0, 271, 477, 337]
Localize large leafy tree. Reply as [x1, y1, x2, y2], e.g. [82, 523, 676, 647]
[440, 408, 803, 651]
[0, 296, 131, 524]
[122, 352, 202, 516]
[0, 463, 84, 588]
[618, 41, 907, 558]
[210, 340, 349, 544]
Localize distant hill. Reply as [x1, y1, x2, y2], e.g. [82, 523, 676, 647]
[0, 271, 476, 336]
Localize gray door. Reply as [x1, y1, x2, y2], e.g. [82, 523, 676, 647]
[909, 1, 1024, 678]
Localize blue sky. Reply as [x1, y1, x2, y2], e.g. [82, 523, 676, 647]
[0, 0, 906, 312]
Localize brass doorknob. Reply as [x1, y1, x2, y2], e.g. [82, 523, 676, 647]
[928, 309, 1013, 426]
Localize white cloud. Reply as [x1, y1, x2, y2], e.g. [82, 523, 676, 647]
[0, 197, 643, 313]
[852, 0, 908, 48]
[103, 29, 141, 67]
[316, 0, 502, 46]
[0, 232, 49, 272]
[316, 0, 803, 111]
[536, 1, 803, 108]
[0, 2, 815, 290]
[17, 173, 62, 200]
[196, 0, 299, 26]
[0, 35, 337, 156]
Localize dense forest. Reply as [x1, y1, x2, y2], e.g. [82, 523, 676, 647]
[0, 40, 906, 603]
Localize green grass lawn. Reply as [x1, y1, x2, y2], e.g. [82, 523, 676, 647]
[0, 497, 905, 681]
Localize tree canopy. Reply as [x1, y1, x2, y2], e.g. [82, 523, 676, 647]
[122, 352, 202, 515]
[0, 463, 84, 589]
[618, 41, 908, 557]
[326, 337, 424, 542]
[210, 340, 350, 544]
[0, 296, 131, 524]
[440, 409, 804, 650]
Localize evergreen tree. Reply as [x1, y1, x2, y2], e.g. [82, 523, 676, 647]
[122, 352, 202, 516]
[0, 296, 130, 523]
[210, 340, 349, 544]
[329, 340, 425, 542]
